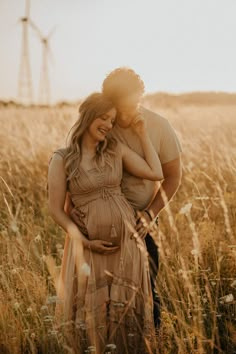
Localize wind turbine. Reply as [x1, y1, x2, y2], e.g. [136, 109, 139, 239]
[18, 0, 33, 105]
[30, 21, 55, 106]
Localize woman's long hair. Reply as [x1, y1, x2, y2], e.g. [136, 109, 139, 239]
[64, 92, 117, 181]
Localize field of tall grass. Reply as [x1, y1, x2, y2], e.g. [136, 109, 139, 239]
[0, 99, 235, 353]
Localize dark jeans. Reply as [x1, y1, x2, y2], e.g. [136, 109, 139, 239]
[145, 234, 161, 328]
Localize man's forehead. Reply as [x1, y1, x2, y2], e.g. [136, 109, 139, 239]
[117, 93, 140, 105]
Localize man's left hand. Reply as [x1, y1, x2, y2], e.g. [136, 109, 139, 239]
[135, 211, 151, 240]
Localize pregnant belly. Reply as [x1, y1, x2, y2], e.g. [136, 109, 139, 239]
[85, 199, 135, 246]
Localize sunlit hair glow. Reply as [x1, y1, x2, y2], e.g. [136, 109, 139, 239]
[102, 67, 145, 104]
[64, 92, 117, 181]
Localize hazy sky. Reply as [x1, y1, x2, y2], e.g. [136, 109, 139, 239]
[0, 0, 235, 103]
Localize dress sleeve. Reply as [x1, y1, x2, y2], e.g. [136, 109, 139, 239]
[53, 148, 67, 158]
[48, 148, 69, 190]
[48, 148, 67, 169]
[159, 119, 182, 164]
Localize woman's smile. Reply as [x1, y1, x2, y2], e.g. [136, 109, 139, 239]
[87, 107, 116, 142]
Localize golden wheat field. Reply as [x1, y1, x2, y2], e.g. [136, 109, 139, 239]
[0, 97, 235, 354]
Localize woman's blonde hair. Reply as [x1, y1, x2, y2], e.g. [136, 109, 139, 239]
[64, 92, 117, 181]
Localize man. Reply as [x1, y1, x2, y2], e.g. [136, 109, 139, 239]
[102, 67, 182, 327]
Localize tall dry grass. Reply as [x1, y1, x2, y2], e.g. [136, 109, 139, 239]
[0, 101, 235, 353]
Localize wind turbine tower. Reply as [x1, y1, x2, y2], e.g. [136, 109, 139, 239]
[30, 22, 55, 106]
[39, 31, 54, 106]
[18, 0, 33, 105]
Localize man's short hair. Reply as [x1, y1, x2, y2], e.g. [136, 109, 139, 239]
[102, 67, 145, 103]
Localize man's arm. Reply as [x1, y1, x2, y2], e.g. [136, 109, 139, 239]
[135, 157, 182, 238]
[148, 156, 182, 217]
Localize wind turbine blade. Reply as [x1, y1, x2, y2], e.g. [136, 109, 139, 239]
[25, 0, 30, 18]
[29, 20, 43, 39]
[47, 25, 57, 40]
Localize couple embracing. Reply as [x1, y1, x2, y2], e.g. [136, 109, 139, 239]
[48, 67, 182, 353]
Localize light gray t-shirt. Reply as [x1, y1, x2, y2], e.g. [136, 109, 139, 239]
[111, 106, 182, 210]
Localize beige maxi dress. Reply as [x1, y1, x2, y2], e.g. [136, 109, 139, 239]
[54, 145, 156, 354]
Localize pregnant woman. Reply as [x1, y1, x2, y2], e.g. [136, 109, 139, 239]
[48, 92, 163, 353]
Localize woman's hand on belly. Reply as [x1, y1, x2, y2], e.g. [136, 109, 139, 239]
[86, 239, 120, 254]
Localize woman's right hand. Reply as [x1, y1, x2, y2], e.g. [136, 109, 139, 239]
[86, 240, 119, 254]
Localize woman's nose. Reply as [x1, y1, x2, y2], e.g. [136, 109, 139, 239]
[106, 120, 113, 129]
